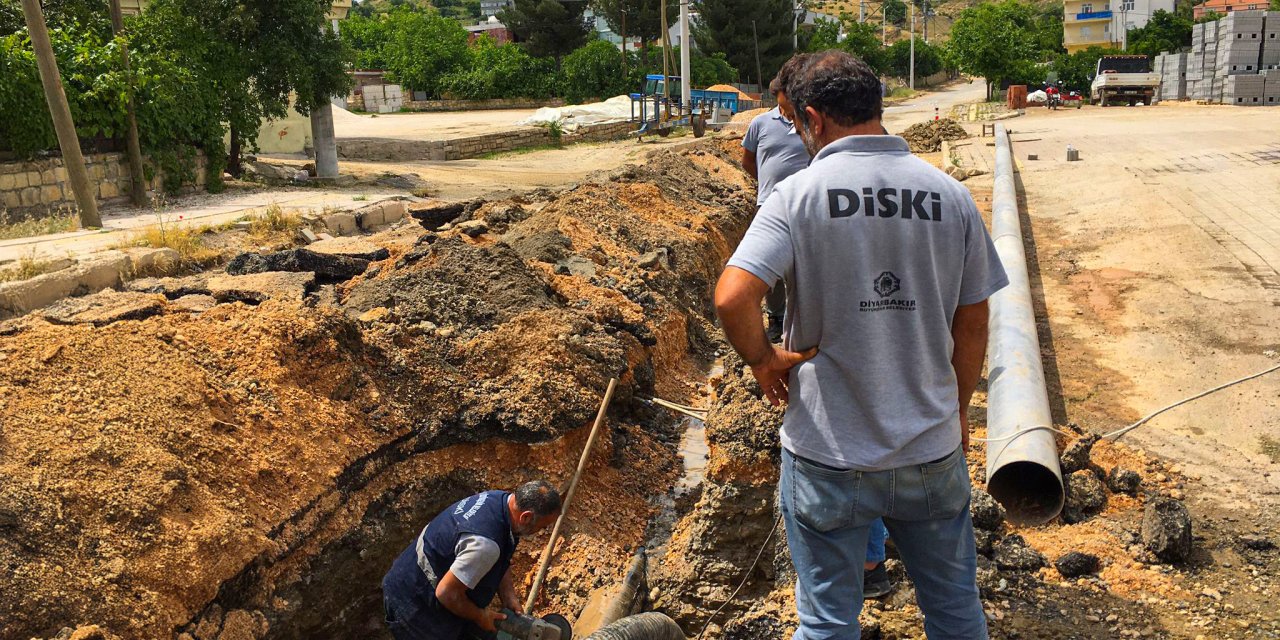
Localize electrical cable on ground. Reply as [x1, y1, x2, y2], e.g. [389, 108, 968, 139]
[1101, 362, 1280, 440]
[971, 361, 1280, 446]
[696, 514, 782, 640]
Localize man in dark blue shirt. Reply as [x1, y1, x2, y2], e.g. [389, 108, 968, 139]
[382, 481, 561, 640]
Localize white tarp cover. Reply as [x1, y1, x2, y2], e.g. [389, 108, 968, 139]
[1027, 90, 1048, 103]
[520, 95, 634, 130]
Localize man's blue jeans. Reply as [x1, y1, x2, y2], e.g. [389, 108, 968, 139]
[780, 447, 987, 640]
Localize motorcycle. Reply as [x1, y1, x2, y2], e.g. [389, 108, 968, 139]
[1046, 83, 1063, 110]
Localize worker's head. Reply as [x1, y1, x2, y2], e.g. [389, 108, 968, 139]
[511, 480, 561, 536]
[784, 50, 884, 156]
[772, 54, 810, 122]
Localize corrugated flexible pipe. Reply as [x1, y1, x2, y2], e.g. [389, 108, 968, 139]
[983, 123, 1066, 525]
[583, 612, 686, 640]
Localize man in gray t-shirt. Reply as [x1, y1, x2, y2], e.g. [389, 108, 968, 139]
[715, 51, 1006, 639]
[742, 72, 812, 342]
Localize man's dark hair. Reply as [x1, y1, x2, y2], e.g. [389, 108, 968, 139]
[771, 53, 810, 97]
[514, 480, 561, 518]
[784, 50, 883, 128]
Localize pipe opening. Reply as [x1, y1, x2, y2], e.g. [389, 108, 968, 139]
[988, 461, 1065, 526]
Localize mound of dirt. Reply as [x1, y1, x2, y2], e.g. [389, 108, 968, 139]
[899, 117, 970, 153]
[0, 139, 758, 640]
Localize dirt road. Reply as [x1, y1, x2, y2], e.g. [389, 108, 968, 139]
[968, 103, 1280, 516]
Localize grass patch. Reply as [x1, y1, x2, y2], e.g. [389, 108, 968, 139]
[249, 204, 301, 236]
[479, 144, 563, 160]
[0, 251, 62, 283]
[118, 223, 223, 267]
[353, 195, 368, 202]
[0, 210, 79, 240]
[887, 86, 918, 99]
[1261, 435, 1280, 465]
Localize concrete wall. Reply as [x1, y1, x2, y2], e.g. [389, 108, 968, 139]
[338, 120, 634, 162]
[403, 97, 566, 112]
[0, 153, 208, 217]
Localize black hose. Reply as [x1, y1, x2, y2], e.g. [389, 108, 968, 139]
[583, 612, 686, 640]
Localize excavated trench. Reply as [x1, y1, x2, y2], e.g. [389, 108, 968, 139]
[0, 139, 766, 640]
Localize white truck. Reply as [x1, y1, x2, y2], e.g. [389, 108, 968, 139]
[1090, 55, 1160, 106]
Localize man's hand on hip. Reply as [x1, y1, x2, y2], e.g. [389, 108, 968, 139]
[751, 345, 819, 406]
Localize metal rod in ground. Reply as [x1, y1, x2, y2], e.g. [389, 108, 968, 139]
[108, 0, 149, 207]
[984, 123, 1065, 525]
[523, 377, 619, 615]
[20, 0, 101, 228]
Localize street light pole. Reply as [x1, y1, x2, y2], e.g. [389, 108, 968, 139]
[909, 1, 916, 90]
[20, 0, 101, 228]
[680, 0, 691, 107]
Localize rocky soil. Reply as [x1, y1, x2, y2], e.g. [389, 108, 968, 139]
[0, 139, 757, 640]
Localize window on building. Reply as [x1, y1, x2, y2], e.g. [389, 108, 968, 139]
[1121, 0, 1134, 10]
[1082, 3, 1093, 12]
[1082, 26, 1093, 37]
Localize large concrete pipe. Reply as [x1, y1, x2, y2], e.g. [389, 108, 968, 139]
[583, 612, 685, 640]
[984, 124, 1065, 525]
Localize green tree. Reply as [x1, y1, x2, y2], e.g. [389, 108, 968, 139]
[840, 19, 886, 74]
[441, 36, 558, 99]
[886, 37, 941, 81]
[1053, 45, 1121, 91]
[883, 0, 906, 26]
[342, 12, 392, 69]
[801, 16, 841, 52]
[692, 0, 795, 86]
[1126, 9, 1191, 58]
[947, 0, 1041, 99]
[500, 0, 592, 65]
[380, 6, 471, 95]
[592, 0, 676, 48]
[561, 38, 632, 102]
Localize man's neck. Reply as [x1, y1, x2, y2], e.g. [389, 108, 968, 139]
[820, 119, 886, 147]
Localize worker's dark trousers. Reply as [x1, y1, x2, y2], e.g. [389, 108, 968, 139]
[780, 446, 987, 640]
[382, 574, 496, 640]
[766, 281, 786, 323]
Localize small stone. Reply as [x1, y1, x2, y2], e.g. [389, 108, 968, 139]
[636, 248, 670, 270]
[971, 486, 1006, 531]
[358, 307, 391, 324]
[975, 529, 998, 557]
[1060, 435, 1099, 473]
[1107, 467, 1142, 496]
[554, 255, 598, 278]
[1055, 551, 1100, 578]
[993, 534, 1046, 571]
[1142, 497, 1193, 563]
[1238, 534, 1274, 551]
[457, 219, 488, 237]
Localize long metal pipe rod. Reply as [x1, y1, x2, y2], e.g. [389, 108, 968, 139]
[984, 124, 1065, 525]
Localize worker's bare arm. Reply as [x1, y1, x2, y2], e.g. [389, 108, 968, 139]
[950, 299, 990, 450]
[435, 571, 507, 632]
[498, 567, 520, 612]
[741, 148, 759, 180]
[714, 266, 816, 406]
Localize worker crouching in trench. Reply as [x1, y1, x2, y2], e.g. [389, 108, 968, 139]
[381, 481, 562, 640]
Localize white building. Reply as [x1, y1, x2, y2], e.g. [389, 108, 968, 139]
[1064, 0, 1176, 53]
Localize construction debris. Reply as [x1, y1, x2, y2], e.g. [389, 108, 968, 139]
[900, 118, 970, 153]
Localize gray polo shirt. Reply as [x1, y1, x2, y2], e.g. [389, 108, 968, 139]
[727, 135, 1009, 471]
[742, 107, 811, 206]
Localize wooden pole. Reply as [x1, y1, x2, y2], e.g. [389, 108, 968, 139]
[108, 0, 148, 207]
[20, 0, 101, 228]
[523, 378, 619, 615]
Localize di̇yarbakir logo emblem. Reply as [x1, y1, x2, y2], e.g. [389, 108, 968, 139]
[874, 271, 901, 298]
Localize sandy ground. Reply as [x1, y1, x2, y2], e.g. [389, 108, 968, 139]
[333, 107, 543, 141]
[960, 102, 1280, 519]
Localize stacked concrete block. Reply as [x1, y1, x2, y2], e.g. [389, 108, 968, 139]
[1264, 12, 1280, 70]
[362, 84, 405, 114]
[1217, 11, 1265, 76]
[1223, 74, 1266, 105]
[1266, 68, 1280, 105]
[1159, 52, 1189, 101]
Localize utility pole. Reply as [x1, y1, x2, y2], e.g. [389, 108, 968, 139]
[621, 9, 627, 74]
[860, 0, 866, 22]
[922, 0, 929, 42]
[680, 0, 691, 108]
[882, 0, 887, 45]
[20, 0, 101, 228]
[752, 20, 764, 98]
[793, 0, 800, 51]
[660, 0, 670, 97]
[909, 1, 916, 90]
[108, 0, 147, 207]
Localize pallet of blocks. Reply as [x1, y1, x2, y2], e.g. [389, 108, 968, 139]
[1266, 68, 1280, 105]
[1223, 74, 1266, 105]
[1265, 11, 1280, 70]
[1217, 11, 1266, 77]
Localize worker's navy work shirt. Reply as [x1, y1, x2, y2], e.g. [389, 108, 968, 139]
[727, 135, 1009, 471]
[742, 106, 811, 205]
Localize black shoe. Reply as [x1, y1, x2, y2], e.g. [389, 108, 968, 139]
[864, 562, 895, 599]
[766, 315, 784, 343]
